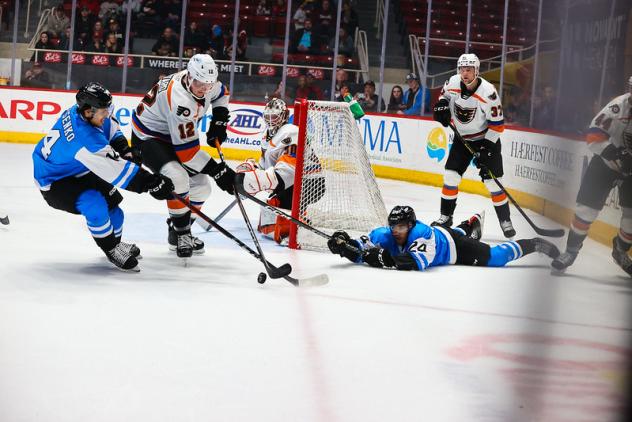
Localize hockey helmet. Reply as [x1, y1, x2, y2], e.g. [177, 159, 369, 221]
[388, 205, 416, 227]
[263, 98, 289, 131]
[76, 82, 112, 113]
[457, 53, 480, 78]
[186, 54, 218, 98]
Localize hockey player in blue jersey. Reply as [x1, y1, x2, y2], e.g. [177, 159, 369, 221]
[32, 82, 174, 272]
[327, 205, 560, 271]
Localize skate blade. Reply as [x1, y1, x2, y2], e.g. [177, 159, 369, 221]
[169, 245, 204, 255]
[113, 264, 140, 273]
[550, 267, 566, 276]
[181, 257, 190, 267]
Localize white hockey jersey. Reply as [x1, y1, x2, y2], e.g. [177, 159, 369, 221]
[259, 123, 299, 189]
[439, 74, 505, 142]
[587, 93, 632, 155]
[131, 70, 230, 173]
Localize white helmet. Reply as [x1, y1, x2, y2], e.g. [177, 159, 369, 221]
[263, 98, 289, 134]
[186, 54, 218, 98]
[457, 53, 480, 78]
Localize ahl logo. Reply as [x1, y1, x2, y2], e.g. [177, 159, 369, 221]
[426, 127, 450, 163]
[227, 108, 264, 135]
[176, 106, 191, 117]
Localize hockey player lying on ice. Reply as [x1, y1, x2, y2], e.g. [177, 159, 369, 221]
[327, 205, 560, 271]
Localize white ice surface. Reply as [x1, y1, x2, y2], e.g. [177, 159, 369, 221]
[0, 143, 630, 422]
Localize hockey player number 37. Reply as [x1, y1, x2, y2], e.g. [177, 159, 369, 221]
[41, 129, 61, 159]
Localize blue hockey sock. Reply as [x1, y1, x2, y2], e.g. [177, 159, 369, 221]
[487, 241, 523, 267]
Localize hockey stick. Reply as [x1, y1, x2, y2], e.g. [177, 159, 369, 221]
[234, 179, 365, 258]
[449, 123, 565, 238]
[195, 198, 237, 231]
[215, 141, 329, 286]
[172, 192, 293, 281]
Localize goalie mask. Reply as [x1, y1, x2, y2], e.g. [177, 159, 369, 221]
[186, 54, 218, 99]
[263, 98, 289, 134]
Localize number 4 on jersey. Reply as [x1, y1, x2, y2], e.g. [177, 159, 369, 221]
[41, 129, 61, 159]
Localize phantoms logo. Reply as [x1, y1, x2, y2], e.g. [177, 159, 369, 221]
[227, 108, 264, 136]
[426, 127, 449, 162]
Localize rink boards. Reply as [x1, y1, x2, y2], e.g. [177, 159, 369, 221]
[0, 86, 620, 246]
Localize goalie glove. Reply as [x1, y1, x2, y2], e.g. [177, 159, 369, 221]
[206, 106, 230, 148]
[235, 160, 279, 194]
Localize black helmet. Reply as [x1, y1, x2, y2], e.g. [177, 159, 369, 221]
[76, 82, 112, 112]
[388, 205, 416, 227]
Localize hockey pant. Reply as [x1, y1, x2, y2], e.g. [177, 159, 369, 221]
[447, 228, 527, 267]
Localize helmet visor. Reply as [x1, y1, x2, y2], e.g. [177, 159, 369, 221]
[190, 78, 214, 97]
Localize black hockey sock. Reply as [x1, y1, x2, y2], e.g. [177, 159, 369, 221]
[170, 211, 192, 233]
[94, 232, 119, 253]
[440, 198, 457, 217]
[516, 239, 535, 255]
[566, 229, 586, 253]
[493, 202, 511, 222]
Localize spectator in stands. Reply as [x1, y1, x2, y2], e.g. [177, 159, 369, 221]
[329, 26, 354, 58]
[256, 0, 271, 16]
[341, 0, 359, 35]
[86, 34, 105, 52]
[532, 85, 556, 130]
[34, 31, 55, 50]
[75, 6, 95, 40]
[305, 73, 324, 100]
[183, 46, 198, 59]
[22, 62, 50, 88]
[45, 4, 70, 38]
[314, 0, 335, 38]
[105, 19, 124, 46]
[224, 28, 248, 61]
[399, 73, 431, 115]
[161, 0, 182, 30]
[271, 0, 287, 17]
[137, 0, 161, 37]
[268, 80, 292, 103]
[58, 26, 72, 51]
[338, 82, 352, 102]
[152, 27, 179, 57]
[504, 87, 528, 125]
[92, 20, 104, 42]
[334, 68, 350, 101]
[104, 33, 123, 54]
[291, 18, 321, 54]
[206, 25, 224, 59]
[79, 0, 100, 15]
[98, 1, 119, 21]
[293, 2, 307, 31]
[294, 74, 323, 101]
[356, 80, 384, 113]
[387, 85, 406, 113]
[184, 21, 207, 53]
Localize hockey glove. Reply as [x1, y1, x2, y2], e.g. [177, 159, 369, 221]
[235, 160, 279, 194]
[146, 174, 175, 200]
[110, 136, 142, 164]
[432, 98, 451, 127]
[327, 230, 352, 255]
[206, 106, 230, 148]
[362, 247, 396, 268]
[473, 139, 496, 170]
[601, 144, 632, 175]
[203, 159, 236, 194]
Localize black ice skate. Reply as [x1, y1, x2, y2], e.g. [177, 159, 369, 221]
[612, 237, 632, 277]
[106, 243, 140, 272]
[431, 214, 453, 228]
[175, 232, 195, 259]
[551, 250, 579, 274]
[500, 220, 516, 239]
[532, 237, 560, 259]
[118, 241, 142, 259]
[167, 218, 205, 254]
[457, 211, 485, 240]
[0, 214, 9, 225]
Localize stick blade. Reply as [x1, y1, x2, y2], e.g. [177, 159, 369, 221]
[534, 227, 565, 238]
[267, 263, 293, 279]
[295, 274, 330, 287]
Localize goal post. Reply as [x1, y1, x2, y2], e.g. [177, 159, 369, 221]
[289, 99, 388, 251]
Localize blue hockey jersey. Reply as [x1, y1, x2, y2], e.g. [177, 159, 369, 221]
[33, 105, 139, 191]
[359, 221, 456, 270]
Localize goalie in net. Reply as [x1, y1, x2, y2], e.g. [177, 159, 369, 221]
[237, 98, 388, 249]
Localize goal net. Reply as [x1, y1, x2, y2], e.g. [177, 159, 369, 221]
[289, 99, 388, 251]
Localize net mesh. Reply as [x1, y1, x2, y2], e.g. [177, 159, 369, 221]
[295, 101, 387, 251]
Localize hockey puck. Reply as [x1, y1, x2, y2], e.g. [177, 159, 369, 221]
[257, 272, 267, 284]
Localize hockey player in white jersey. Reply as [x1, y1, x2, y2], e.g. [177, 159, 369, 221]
[431, 53, 515, 238]
[32, 83, 174, 272]
[131, 54, 236, 259]
[235, 98, 324, 244]
[552, 76, 632, 277]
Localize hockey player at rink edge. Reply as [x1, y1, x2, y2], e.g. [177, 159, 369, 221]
[235, 98, 325, 244]
[130, 53, 236, 259]
[552, 76, 632, 277]
[328, 205, 560, 271]
[432, 53, 515, 239]
[32, 82, 175, 272]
